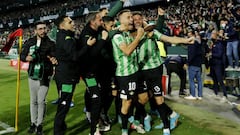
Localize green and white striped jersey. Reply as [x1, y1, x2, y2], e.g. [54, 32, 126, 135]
[138, 29, 163, 70]
[112, 31, 139, 76]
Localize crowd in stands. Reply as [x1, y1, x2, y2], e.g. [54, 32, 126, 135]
[0, 0, 239, 40]
[1, 0, 240, 62]
[0, 0, 116, 46]
[0, 0, 116, 30]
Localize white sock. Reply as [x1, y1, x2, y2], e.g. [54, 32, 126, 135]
[144, 114, 150, 120]
[163, 128, 170, 133]
[170, 111, 177, 118]
[86, 112, 91, 122]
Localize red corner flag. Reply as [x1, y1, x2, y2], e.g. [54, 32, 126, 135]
[1, 28, 23, 53]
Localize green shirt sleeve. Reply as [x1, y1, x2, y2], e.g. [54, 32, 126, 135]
[108, 0, 124, 17]
[112, 34, 125, 47]
[153, 29, 162, 40]
[155, 15, 164, 33]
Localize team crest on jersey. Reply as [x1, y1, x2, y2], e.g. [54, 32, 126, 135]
[129, 91, 134, 96]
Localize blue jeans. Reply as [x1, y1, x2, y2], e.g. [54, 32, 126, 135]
[188, 66, 202, 97]
[226, 40, 239, 67]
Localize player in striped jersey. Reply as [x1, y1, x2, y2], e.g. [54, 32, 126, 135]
[111, 9, 145, 135]
[132, 11, 194, 135]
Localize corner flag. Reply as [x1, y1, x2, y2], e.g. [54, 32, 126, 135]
[1, 28, 23, 53]
[3, 28, 24, 132]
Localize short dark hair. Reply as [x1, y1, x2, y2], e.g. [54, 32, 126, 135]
[55, 15, 68, 28]
[132, 11, 142, 17]
[220, 17, 228, 22]
[99, 7, 108, 12]
[34, 21, 46, 29]
[117, 9, 131, 20]
[85, 11, 99, 24]
[102, 16, 114, 23]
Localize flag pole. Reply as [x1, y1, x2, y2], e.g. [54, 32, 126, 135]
[15, 35, 22, 132]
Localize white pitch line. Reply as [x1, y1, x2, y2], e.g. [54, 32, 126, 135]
[0, 121, 14, 135]
[0, 128, 15, 135]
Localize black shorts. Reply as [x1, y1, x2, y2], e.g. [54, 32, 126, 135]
[116, 72, 138, 100]
[137, 72, 148, 94]
[110, 77, 119, 91]
[140, 66, 163, 96]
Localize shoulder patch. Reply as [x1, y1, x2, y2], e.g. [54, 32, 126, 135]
[65, 36, 72, 40]
[85, 35, 90, 38]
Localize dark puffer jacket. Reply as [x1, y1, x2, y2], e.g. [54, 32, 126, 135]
[20, 36, 55, 85]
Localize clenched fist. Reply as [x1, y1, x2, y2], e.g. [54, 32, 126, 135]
[87, 36, 96, 46]
[186, 37, 195, 44]
[136, 27, 144, 39]
[102, 30, 108, 40]
[158, 7, 165, 16]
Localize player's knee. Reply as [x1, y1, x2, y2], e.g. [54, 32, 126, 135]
[138, 93, 149, 104]
[155, 96, 164, 105]
[121, 99, 132, 114]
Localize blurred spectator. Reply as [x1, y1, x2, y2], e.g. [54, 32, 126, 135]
[206, 30, 228, 102]
[221, 18, 240, 70]
[165, 55, 188, 96]
[185, 27, 203, 100]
